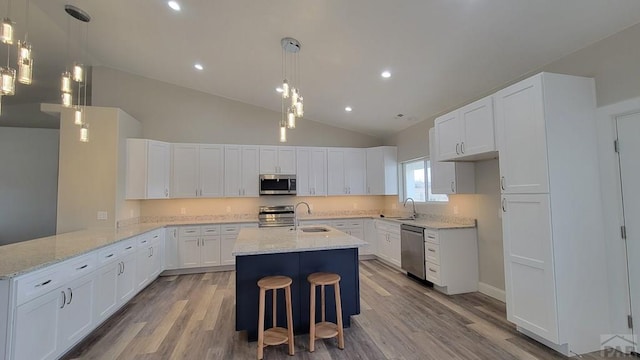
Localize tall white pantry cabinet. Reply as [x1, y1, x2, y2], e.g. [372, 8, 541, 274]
[496, 73, 610, 355]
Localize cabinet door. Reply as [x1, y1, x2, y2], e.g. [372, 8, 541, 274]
[179, 237, 200, 268]
[366, 147, 383, 195]
[363, 219, 377, 256]
[59, 274, 95, 349]
[388, 233, 402, 268]
[224, 146, 242, 196]
[171, 144, 199, 198]
[117, 252, 137, 304]
[496, 75, 549, 194]
[201, 235, 221, 266]
[327, 149, 346, 195]
[94, 262, 119, 323]
[147, 141, 170, 199]
[221, 234, 237, 265]
[434, 110, 461, 161]
[430, 128, 456, 194]
[310, 148, 327, 196]
[149, 240, 163, 279]
[165, 227, 179, 270]
[241, 146, 260, 197]
[502, 194, 559, 342]
[259, 146, 278, 174]
[459, 96, 495, 157]
[345, 148, 366, 195]
[376, 231, 390, 262]
[135, 242, 150, 289]
[296, 147, 312, 196]
[14, 289, 61, 360]
[200, 145, 224, 197]
[277, 147, 297, 174]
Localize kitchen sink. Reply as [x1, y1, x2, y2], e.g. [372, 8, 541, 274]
[300, 227, 330, 233]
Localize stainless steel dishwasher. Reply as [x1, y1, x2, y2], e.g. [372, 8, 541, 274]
[401, 224, 426, 280]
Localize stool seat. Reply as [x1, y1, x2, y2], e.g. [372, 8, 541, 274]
[258, 276, 292, 290]
[307, 272, 340, 286]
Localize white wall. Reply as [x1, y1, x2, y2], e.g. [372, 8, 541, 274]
[0, 127, 59, 245]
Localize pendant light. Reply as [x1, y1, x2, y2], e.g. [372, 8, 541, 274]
[279, 37, 305, 140]
[16, 0, 32, 85]
[0, 0, 12, 45]
[80, 123, 89, 142]
[61, 5, 90, 113]
[279, 119, 287, 143]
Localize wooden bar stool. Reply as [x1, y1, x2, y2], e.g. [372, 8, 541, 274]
[257, 275, 294, 359]
[307, 272, 344, 352]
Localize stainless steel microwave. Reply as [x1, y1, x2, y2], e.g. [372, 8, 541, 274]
[259, 174, 296, 195]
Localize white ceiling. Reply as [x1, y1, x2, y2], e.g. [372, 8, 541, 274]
[4, 1, 640, 135]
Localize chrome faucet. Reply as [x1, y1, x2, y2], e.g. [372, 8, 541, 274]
[294, 201, 312, 230]
[403, 197, 417, 219]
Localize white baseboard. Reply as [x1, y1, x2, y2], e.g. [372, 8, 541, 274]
[478, 282, 506, 302]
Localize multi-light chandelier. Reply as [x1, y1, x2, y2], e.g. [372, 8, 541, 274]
[279, 37, 304, 142]
[0, 0, 34, 114]
[61, 4, 90, 142]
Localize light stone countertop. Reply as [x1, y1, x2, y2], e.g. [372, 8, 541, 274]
[297, 215, 476, 230]
[232, 226, 367, 256]
[0, 223, 165, 279]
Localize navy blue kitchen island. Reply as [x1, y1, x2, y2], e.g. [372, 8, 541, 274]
[233, 226, 366, 341]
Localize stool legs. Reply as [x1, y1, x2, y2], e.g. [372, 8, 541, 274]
[285, 286, 294, 355]
[309, 283, 316, 352]
[334, 282, 344, 350]
[257, 287, 266, 360]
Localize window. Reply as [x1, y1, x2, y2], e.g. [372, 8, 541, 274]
[402, 158, 448, 203]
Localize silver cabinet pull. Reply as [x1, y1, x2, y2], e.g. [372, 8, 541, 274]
[456, 143, 460, 155]
[36, 279, 52, 288]
[122, 261, 125, 274]
[451, 181, 455, 193]
[429, 268, 437, 273]
[126, 246, 133, 250]
[428, 248, 436, 252]
[151, 247, 154, 256]
[67, 288, 73, 305]
[106, 253, 114, 258]
[60, 291, 66, 309]
[153, 234, 159, 239]
[461, 142, 465, 154]
[500, 176, 506, 191]
[165, 188, 169, 197]
[76, 264, 88, 270]
[502, 198, 507, 212]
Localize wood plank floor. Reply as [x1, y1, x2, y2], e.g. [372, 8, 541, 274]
[64, 260, 631, 359]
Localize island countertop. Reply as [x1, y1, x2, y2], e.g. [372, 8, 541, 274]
[232, 226, 367, 256]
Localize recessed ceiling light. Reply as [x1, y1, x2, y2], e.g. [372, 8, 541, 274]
[345, 106, 353, 112]
[276, 87, 284, 93]
[168, 1, 181, 11]
[381, 70, 391, 78]
[194, 63, 203, 70]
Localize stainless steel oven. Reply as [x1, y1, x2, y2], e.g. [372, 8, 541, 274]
[259, 175, 296, 195]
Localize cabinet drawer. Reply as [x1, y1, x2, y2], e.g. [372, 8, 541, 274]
[425, 243, 441, 265]
[120, 240, 136, 254]
[425, 262, 442, 285]
[98, 245, 120, 264]
[424, 230, 439, 244]
[221, 224, 240, 234]
[149, 230, 162, 243]
[331, 221, 347, 228]
[202, 225, 221, 235]
[63, 253, 98, 281]
[346, 220, 363, 227]
[240, 223, 258, 229]
[15, 266, 64, 305]
[179, 226, 201, 237]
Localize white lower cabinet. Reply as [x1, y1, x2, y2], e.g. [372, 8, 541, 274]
[164, 227, 179, 270]
[424, 228, 478, 295]
[14, 289, 61, 360]
[94, 260, 119, 323]
[58, 273, 95, 350]
[117, 250, 137, 304]
[136, 230, 164, 291]
[178, 225, 221, 268]
[374, 220, 401, 268]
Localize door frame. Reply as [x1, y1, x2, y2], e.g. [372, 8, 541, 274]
[595, 97, 640, 341]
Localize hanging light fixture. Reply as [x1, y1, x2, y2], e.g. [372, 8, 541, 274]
[0, 0, 12, 45]
[79, 123, 89, 142]
[279, 37, 304, 139]
[61, 4, 90, 115]
[16, 0, 32, 85]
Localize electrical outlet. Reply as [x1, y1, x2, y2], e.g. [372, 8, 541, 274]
[180, 207, 186, 215]
[97, 211, 108, 220]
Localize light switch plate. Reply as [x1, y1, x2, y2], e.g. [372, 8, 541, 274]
[97, 211, 108, 220]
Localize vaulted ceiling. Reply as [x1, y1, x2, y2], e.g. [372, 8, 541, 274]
[3, 1, 640, 135]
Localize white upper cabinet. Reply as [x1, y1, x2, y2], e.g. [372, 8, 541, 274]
[365, 146, 398, 195]
[172, 144, 224, 198]
[224, 145, 259, 197]
[434, 96, 496, 162]
[296, 147, 327, 196]
[259, 146, 296, 174]
[327, 148, 366, 195]
[126, 139, 171, 199]
[495, 75, 549, 194]
[429, 128, 474, 194]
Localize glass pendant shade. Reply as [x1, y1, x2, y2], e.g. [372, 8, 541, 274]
[279, 122, 287, 142]
[0, 67, 16, 95]
[61, 71, 72, 92]
[80, 123, 89, 142]
[18, 41, 31, 61]
[61, 92, 72, 107]
[291, 88, 298, 107]
[282, 80, 289, 99]
[287, 107, 296, 129]
[18, 58, 32, 85]
[0, 19, 13, 45]
[295, 97, 303, 117]
[0, 95, 2, 115]
[74, 107, 83, 125]
[73, 63, 83, 82]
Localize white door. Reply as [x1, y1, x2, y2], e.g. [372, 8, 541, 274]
[501, 193, 559, 343]
[147, 141, 170, 198]
[345, 148, 366, 195]
[14, 290, 61, 360]
[278, 147, 297, 174]
[495, 74, 549, 194]
[241, 146, 260, 197]
[224, 146, 242, 196]
[179, 237, 201, 268]
[617, 113, 640, 351]
[434, 110, 460, 161]
[58, 274, 95, 349]
[310, 148, 327, 196]
[200, 145, 224, 197]
[117, 251, 137, 303]
[327, 149, 346, 195]
[201, 235, 221, 266]
[171, 144, 199, 198]
[459, 96, 495, 156]
[259, 146, 278, 174]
